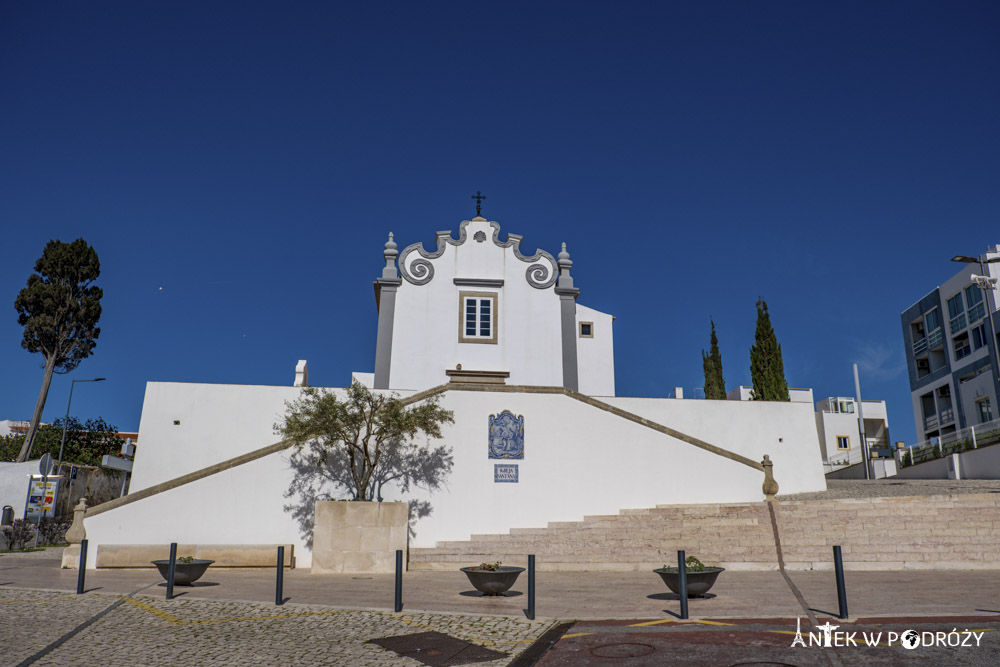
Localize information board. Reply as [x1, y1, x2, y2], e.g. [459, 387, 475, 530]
[25, 478, 59, 521]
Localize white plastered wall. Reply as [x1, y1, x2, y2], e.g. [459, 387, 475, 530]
[575, 304, 615, 396]
[83, 381, 827, 566]
[388, 219, 616, 393]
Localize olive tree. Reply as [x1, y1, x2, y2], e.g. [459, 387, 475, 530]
[278, 382, 454, 541]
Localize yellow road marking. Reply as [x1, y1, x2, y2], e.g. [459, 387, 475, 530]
[121, 596, 182, 624]
[629, 619, 734, 627]
[688, 620, 734, 626]
[561, 632, 594, 638]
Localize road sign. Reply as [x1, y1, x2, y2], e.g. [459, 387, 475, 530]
[39, 453, 52, 476]
[101, 455, 133, 473]
[70, 466, 78, 480]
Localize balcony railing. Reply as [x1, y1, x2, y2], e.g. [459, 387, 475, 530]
[913, 337, 928, 356]
[969, 303, 986, 323]
[950, 314, 967, 334]
[927, 328, 944, 349]
[924, 414, 939, 430]
[939, 408, 955, 425]
[899, 418, 1000, 468]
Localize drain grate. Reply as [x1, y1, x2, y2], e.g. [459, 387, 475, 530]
[589, 642, 656, 658]
[369, 631, 507, 666]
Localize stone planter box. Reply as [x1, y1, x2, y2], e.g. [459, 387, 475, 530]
[311, 501, 407, 574]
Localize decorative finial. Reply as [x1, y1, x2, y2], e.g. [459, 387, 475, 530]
[472, 190, 486, 217]
[381, 232, 399, 280]
[556, 242, 574, 290]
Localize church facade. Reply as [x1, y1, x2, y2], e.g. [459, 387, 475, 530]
[369, 216, 614, 396]
[80, 214, 827, 570]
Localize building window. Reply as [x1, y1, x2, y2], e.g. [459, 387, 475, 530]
[966, 285, 985, 323]
[972, 323, 988, 349]
[924, 307, 942, 332]
[954, 333, 971, 360]
[978, 399, 993, 424]
[458, 292, 498, 344]
[579, 322, 593, 338]
[948, 293, 966, 333]
[836, 435, 850, 450]
[836, 399, 855, 414]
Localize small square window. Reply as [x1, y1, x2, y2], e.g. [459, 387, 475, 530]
[579, 322, 593, 338]
[458, 291, 498, 344]
[836, 435, 850, 450]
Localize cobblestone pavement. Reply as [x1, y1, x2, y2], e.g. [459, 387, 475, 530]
[780, 478, 1000, 501]
[1, 588, 556, 667]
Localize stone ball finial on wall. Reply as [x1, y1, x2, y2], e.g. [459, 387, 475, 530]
[761, 454, 779, 501]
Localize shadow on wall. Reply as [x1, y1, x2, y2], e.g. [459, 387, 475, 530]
[282, 451, 433, 549]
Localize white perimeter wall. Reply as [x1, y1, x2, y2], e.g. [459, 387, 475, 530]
[84, 381, 827, 567]
[0, 461, 43, 519]
[576, 304, 615, 396]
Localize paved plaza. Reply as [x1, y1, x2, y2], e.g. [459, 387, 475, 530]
[3, 545, 1000, 666]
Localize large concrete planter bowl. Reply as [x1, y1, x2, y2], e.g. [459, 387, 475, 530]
[461, 566, 525, 596]
[151, 560, 215, 585]
[654, 567, 725, 597]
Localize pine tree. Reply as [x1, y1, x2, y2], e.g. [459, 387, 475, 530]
[750, 298, 789, 401]
[14, 239, 103, 462]
[701, 320, 726, 399]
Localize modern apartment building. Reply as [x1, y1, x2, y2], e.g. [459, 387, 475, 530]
[900, 246, 1000, 445]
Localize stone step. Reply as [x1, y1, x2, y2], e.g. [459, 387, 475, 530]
[409, 495, 1000, 571]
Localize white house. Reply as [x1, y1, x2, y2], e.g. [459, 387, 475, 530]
[814, 397, 891, 470]
[81, 214, 827, 570]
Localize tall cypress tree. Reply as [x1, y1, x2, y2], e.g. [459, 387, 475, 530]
[750, 298, 789, 401]
[701, 320, 726, 399]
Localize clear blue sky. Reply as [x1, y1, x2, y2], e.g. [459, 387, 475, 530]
[2, 1, 998, 447]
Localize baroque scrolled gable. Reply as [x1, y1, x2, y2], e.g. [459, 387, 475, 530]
[398, 219, 558, 289]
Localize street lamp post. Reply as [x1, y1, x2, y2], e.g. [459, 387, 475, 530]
[55, 378, 106, 477]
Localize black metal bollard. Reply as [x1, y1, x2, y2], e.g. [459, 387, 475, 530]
[394, 549, 403, 612]
[166, 543, 177, 600]
[275, 546, 285, 606]
[76, 539, 88, 594]
[833, 545, 848, 619]
[677, 550, 689, 620]
[527, 554, 536, 620]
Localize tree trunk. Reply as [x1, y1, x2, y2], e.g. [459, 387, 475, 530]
[16, 356, 56, 463]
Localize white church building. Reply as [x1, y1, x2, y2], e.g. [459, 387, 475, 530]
[81, 215, 827, 570]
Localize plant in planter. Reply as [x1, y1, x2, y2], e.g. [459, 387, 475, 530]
[460, 560, 526, 596]
[654, 556, 725, 597]
[279, 382, 455, 546]
[151, 555, 215, 585]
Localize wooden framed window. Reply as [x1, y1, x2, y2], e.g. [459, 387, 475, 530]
[459, 292, 498, 344]
[836, 435, 850, 450]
